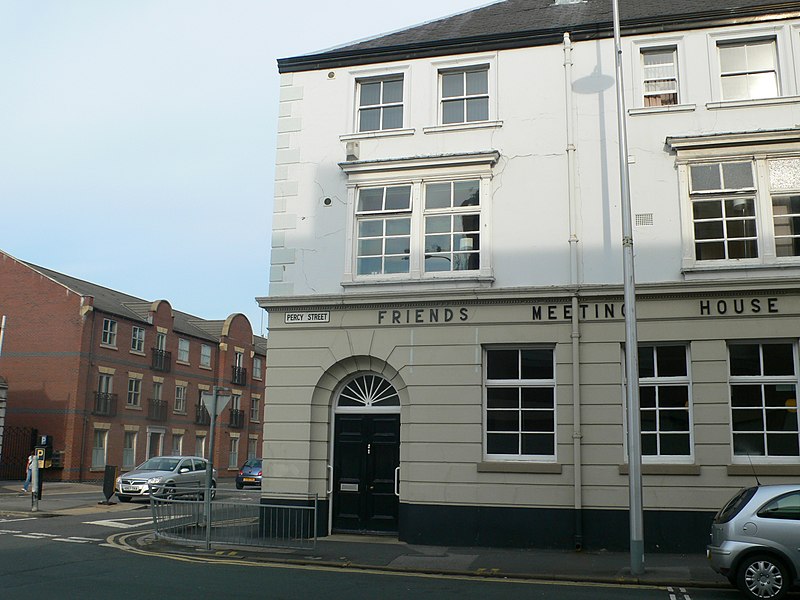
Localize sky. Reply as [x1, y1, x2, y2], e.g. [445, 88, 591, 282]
[0, 0, 495, 337]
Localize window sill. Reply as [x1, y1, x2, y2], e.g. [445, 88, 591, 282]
[100, 344, 118, 351]
[129, 350, 146, 357]
[90, 467, 106, 472]
[173, 411, 187, 416]
[728, 464, 800, 476]
[628, 104, 696, 116]
[618, 463, 700, 476]
[682, 261, 800, 280]
[124, 405, 143, 411]
[706, 95, 800, 110]
[423, 120, 502, 135]
[176, 360, 191, 366]
[340, 128, 415, 141]
[199, 365, 212, 371]
[478, 461, 561, 474]
[342, 274, 495, 289]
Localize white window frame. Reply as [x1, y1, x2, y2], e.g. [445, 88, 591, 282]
[177, 338, 190, 363]
[343, 64, 413, 139]
[340, 152, 498, 285]
[228, 436, 240, 469]
[131, 326, 145, 353]
[483, 346, 557, 463]
[253, 356, 263, 380]
[91, 429, 108, 469]
[101, 318, 117, 347]
[98, 373, 113, 394]
[426, 54, 500, 133]
[122, 431, 136, 469]
[250, 397, 260, 422]
[200, 344, 212, 368]
[247, 437, 258, 460]
[127, 378, 141, 407]
[175, 385, 187, 414]
[356, 74, 404, 133]
[669, 130, 800, 275]
[706, 26, 795, 106]
[172, 433, 183, 455]
[195, 434, 206, 458]
[728, 341, 800, 463]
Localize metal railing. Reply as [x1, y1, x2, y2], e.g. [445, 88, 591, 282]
[228, 408, 245, 429]
[92, 392, 118, 416]
[151, 348, 171, 372]
[149, 488, 317, 550]
[231, 365, 247, 385]
[147, 398, 168, 421]
[195, 403, 211, 425]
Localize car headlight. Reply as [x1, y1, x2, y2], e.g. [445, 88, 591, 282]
[116, 477, 122, 486]
[147, 477, 163, 484]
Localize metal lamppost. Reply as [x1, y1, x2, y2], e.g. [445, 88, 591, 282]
[611, 0, 644, 575]
[201, 386, 231, 550]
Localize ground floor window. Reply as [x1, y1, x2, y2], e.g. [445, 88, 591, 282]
[92, 429, 107, 468]
[172, 433, 183, 455]
[729, 342, 799, 458]
[195, 435, 206, 458]
[248, 437, 258, 460]
[638, 345, 692, 459]
[228, 436, 239, 468]
[122, 431, 136, 469]
[484, 347, 555, 459]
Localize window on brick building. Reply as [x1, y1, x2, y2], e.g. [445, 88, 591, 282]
[101, 318, 117, 347]
[131, 326, 145, 353]
[200, 344, 212, 368]
[178, 338, 190, 363]
[127, 378, 141, 407]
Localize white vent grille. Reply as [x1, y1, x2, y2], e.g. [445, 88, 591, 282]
[635, 213, 654, 227]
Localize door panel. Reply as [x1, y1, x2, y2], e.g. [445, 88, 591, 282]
[333, 414, 400, 533]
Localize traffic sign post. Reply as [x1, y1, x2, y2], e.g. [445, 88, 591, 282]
[200, 386, 231, 549]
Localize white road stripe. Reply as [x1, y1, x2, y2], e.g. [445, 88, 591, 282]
[0, 517, 36, 523]
[64, 536, 103, 542]
[54, 538, 91, 543]
[0, 529, 22, 534]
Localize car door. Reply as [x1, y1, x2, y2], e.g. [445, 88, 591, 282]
[755, 490, 800, 572]
[175, 458, 193, 488]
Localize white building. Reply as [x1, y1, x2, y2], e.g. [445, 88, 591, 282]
[259, 0, 800, 551]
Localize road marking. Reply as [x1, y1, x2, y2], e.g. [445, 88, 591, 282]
[53, 537, 102, 544]
[667, 587, 691, 600]
[0, 517, 36, 523]
[83, 517, 153, 529]
[0, 529, 22, 534]
[15, 532, 58, 539]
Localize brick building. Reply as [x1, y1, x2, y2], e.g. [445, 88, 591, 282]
[0, 250, 266, 482]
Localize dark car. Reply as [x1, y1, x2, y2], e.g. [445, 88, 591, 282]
[235, 458, 262, 489]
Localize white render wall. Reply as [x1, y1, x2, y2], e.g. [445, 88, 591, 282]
[271, 20, 800, 298]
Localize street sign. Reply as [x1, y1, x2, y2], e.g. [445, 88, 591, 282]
[201, 390, 231, 417]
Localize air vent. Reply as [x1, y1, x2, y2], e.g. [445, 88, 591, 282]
[635, 213, 654, 227]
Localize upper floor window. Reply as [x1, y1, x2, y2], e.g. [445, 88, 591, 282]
[131, 326, 145, 353]
[424, 180, 480, 273]
[484, 347, 556, 460]
[689, 161, 757, 261]
[178, 338, 190, 363]
[440, 65, 489, 125]
[357, 75, 403, 132]
[156, 332, 167, 351]
[200, 344, 212, 367]
[127, 378, 141, 407]
[641, 47, 678, 107]
[253, 357, 263, 380]
[718, 38, 778, 101]
[101, 318, 117, 347]
[356, 185, 411, 276]
[175, 385, 187, 414]
[729, 342, 799, 460]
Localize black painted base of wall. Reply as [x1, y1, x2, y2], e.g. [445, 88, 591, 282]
[396, 503, 715, 553]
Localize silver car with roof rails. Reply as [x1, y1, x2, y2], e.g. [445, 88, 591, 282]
[115, 455, 217, 502]
[707, 484, 800, 600]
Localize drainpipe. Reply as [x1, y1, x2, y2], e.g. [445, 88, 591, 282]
[79, 301, 96, 483]
[564, 32, 583, 551]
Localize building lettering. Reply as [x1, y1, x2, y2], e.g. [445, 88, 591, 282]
[699, 298, 779, 316]
[377, 307, 469, 325]
[533, 303, 625, 321]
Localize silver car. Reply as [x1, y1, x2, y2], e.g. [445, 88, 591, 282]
[116, 455, 217, 502]
[708, 484, 800, 600]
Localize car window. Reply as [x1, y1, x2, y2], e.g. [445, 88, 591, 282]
[194, 459, 207, 472]
[245, 459, 260, 468]
[715, 487, 757, 524]
[177, 459, 191, 472]
[758, 491, 800, 520]
[139, 457, 180, 472]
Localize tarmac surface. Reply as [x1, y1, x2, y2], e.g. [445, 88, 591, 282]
[0, 479, 731, 590]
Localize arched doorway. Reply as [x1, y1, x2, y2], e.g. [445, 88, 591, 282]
[332, 373, 400, 534]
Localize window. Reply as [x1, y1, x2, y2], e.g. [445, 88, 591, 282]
[638, 345, 692, 458]
[131, 327, 145, 353]
[253, 357, 263, 380]
[152, 381, 162, 401]
[228, 437, 239, 469]
[354, 179, 481, 277]
[356, 184, 411, 275]
[248, 438, 258, 460]
[101, 318, 117, 347]
[127, 378, 141, 407]
[200, 344, 212, 368]
[156, 332, 166, 351]
[484, 348, 555, 459]
[196, 434, 206, 458]
[689, 161, 758, 261]
[250, 397, 260, 422]
[172, 433, 183, 455]
[98, 374, 113, 395]
[178, 338, 190, 363]
[424, 180, 480, 272]
[718, 38, 778, 101]
[440, 66, 489, 124]
[357, 75, 403, 132]
[92, 429, 107, 468]
[758, 491, 800, 520]
[641, 47, 678, 107]
[123, 431, 136, 469]
[769, 158, 800, 258]
[729, 342, 799, 459]
[175, 385, 186, 413]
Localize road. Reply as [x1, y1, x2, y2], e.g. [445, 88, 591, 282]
[0, 486, 747, 600]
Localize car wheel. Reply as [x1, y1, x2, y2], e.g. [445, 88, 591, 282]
[118, 495, 131, 503]
[736, 554, 789, 600]
[235, 482, 244, 490]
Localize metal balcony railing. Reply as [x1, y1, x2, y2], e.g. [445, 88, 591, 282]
[228, 408, 245, 429]
[92, 392, 118, 417]
[195, 404, 211, 426]
[151, 348, 172, 372]
[231, 366, 247, 386]
[148, 398, 168, 422]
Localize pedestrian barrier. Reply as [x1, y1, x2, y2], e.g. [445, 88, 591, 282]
[148, 485, 317, 550]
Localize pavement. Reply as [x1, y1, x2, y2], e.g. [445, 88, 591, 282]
[0, 480, 731, 590]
